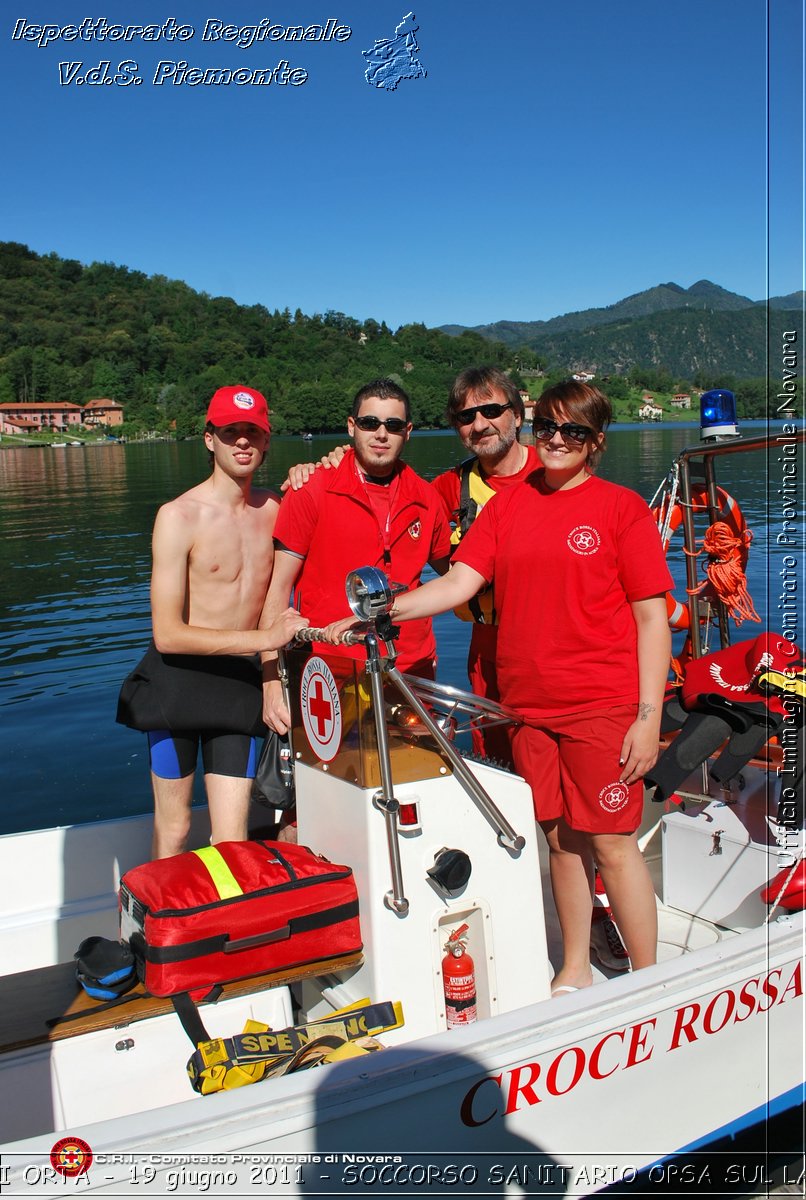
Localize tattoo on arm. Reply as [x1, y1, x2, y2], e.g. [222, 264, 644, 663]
[637, 702, 656, 722]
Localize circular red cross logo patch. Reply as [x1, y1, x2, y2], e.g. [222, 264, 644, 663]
[300, 656, 342, 762]
[567, 525, 601, 556]
[50, 1136, 93, 1178]
[598, 781, 630, 813]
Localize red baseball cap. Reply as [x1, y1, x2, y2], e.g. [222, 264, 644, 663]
[206, 386, 271, 434]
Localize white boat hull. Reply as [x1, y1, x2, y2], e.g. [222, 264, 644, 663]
[0, 643, 802, 1193]
[0, 814, 801, 1195]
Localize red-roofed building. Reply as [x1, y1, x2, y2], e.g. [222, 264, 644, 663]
[0, 401, 83, 435]
[82, 398, 124, 427]
[0, 398, 125, 435]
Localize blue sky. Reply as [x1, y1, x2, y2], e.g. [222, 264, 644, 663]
[2, 1, 803, 329]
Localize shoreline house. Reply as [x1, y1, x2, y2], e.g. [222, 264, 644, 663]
[670, 393, 692, 410]
[638, 395, 663, 422]
[82, 398, 124, 429]
[0, 398, 124, 436]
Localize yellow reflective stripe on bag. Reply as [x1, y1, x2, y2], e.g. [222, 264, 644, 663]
[192, 846, 244, 900]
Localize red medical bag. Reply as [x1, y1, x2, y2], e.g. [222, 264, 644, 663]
[119, 840, 361, 998]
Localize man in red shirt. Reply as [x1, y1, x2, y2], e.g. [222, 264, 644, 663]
[260, 378, 451, 737]
[431, 366, 539, 766]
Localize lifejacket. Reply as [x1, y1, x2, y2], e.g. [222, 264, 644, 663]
[450, 458, 497, 624]
[647, 633, 801, 802]
[680, 633, 799, 720]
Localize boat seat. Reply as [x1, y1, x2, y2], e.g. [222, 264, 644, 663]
[0, 952, 363, 1056]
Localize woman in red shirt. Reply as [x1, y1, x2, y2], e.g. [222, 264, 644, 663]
[328, 381, 672, 994]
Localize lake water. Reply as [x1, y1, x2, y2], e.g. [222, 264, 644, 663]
[0, 422, 792, 834]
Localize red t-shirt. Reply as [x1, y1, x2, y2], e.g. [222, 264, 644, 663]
[274, 450, 451, 671]
[453, 470, 674, 718]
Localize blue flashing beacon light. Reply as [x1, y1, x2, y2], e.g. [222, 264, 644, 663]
[699, 389, 739, 440]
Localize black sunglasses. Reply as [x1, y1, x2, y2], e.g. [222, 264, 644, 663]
[533, 417, 593, 445]
[353, 415, 409, 434]
[454, 401, 513, 427]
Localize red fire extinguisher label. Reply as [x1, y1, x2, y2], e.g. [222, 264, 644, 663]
[444, 965, 477, 1026]
[447, 971, 475, 999]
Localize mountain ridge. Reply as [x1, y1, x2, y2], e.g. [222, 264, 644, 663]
[439, 280, 802, 342]
[438, 280, 804, 379]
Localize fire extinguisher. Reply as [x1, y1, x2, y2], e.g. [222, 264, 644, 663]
[442, 923, 477, 1028]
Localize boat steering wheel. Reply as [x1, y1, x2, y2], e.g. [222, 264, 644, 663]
[399, 676, 522, 735]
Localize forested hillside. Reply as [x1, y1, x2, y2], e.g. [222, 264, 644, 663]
[528, 306, 793, 380]
[0, 243, 783, 434]
[0, 242, 517, 435]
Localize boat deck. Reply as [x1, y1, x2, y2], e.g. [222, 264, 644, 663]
[0, 952, 363, 1056]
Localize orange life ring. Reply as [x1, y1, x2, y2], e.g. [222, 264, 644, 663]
[652, 486, 748, 631]
[654, 485, 747, 556]
[665, 592, 690, 631]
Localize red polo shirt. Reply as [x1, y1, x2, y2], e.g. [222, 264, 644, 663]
[274, 450, 451, 671]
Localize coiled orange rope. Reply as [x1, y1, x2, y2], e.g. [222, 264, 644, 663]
[685, 520, 760, 626]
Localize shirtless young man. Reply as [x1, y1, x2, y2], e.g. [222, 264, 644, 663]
[146, 386, 307, 858]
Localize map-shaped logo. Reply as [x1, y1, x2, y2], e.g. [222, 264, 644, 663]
[363, 12, 426, 91]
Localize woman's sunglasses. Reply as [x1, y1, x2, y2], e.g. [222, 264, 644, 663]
[353, 415, 409, 434]
[533, 417, 593, 445]
[454, 401, 513, 427]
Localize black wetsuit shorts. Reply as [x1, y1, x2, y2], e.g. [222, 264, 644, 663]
[147, 730, 258, 780]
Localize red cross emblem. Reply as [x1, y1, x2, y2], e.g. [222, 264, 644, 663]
[300, 657, 343, 762]
[309, 678, 333, 736]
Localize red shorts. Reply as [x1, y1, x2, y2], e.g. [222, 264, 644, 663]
[511, 705, 643, 834]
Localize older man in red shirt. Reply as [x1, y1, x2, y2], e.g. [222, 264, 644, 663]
[431, 366, 539, 767]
